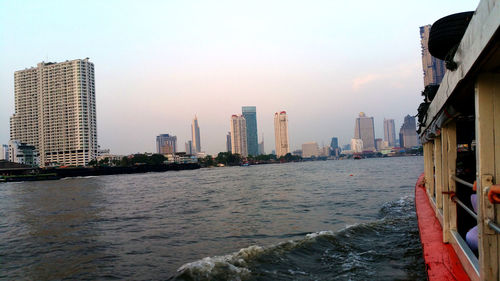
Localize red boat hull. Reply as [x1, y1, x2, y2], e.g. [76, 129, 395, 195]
[415, 173, 470, 281]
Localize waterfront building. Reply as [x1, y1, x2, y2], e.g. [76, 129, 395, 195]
[302, 142, 319, 158]
[375, 138, 384, 151]
[0, 144, 8, 160]
[185, 140, 193, 155]
[330, 137, 339, 149]
[420, 25, 446, 86]
[383, 118, 397, 147]
[191, 116, 201, 153]
[319, 146, 330, 157]
[8, 140, 39, 167]
[156, 134, 177, 154]
[226, 132, 232, 153]
[242, 106, 258, 156]
[274, 111, 290, 157]
[354, 112, 376, 151]
[342, 144, 351, 151]
[230, 115, 247, 157]
[400, 115, 418, 148]
[351, 138, 363, 153]
[9, 58, 97, 167]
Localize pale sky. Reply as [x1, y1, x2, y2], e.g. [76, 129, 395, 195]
[0, 0, 478, 155]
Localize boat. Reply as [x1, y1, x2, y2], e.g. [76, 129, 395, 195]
[416, 1, 500, 280]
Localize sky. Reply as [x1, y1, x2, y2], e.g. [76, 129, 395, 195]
[0, 0, 479, 155]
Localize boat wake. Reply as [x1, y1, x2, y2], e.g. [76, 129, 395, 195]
[170, 197, 425, 281]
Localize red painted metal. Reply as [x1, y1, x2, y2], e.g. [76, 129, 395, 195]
[415, 173, 471, 281]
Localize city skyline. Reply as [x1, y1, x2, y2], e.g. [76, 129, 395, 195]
[0, 1, 478, 155]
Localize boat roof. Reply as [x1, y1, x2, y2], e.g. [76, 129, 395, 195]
[420, 0, 500, 142]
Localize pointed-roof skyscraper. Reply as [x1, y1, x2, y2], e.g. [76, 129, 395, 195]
[191, 115, 201, 153]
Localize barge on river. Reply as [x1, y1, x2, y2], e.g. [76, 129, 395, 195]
[417, 0, 500, 280]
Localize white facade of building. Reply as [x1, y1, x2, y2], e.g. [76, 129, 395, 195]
[10, 59, 97, 167]
[351, 138, 364, 153]
[230, 115, 248, 157]
[274, 111, 290, 157]
[302, 142, 319, 158]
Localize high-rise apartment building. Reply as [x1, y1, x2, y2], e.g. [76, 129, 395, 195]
[156, 134, 177, 154]
[242, 106, 258, 156]
[383, 118, 397, 147]
[400, 115, 418, 148]
[10, 59, 97, 167]
[230, 115, 247, 157]
[420, 25, 446, 87]
[274, 111, 290, 157]
[191, 116, 201, 153]
[354, 112, 376, 151]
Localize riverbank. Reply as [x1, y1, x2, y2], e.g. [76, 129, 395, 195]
[0, 163, 201, 182]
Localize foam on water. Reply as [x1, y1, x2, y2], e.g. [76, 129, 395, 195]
[171, 196, 425, 281]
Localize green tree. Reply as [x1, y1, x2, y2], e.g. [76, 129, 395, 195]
[120, 156, 131, 167]
[150, 154, 166, 165]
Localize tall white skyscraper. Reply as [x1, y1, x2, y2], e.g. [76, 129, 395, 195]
[10, 59, 97, 167]
[354, 112, 376, 151]
[230, 115, 248, 157]
[383, 118, 397, 147]
[274, 111, 290, 157]
[191, 115, 201, 153]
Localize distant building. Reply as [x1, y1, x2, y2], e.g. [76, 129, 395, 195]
[8, 140, 39, 167]
[400, 115, 418, 148]
[0, 144, 8, 160]
[258, 134, 265, 155]
[230, 115, 247, 157]
[242, 106, 258, 156]
[420, 25, 446, 86]
[319, 146, 330, 157]
[274, 111, 290, 157]
[383, 119, 397, 147]
[10, 59, 97, 167]
[342, 144, 351, 151]
[302, 142, 319, 158]
[330, 137, 339, 149]
[375, 138, 384, 151]
[191, 116, 201, 153]
[226, 132, 232, 153]
[354, 112, 376, 151]
[185, 140, 193, 155]
[156, 134, 177, 154]
[292, 149, 302, 157]
[351, 138, 363, 153]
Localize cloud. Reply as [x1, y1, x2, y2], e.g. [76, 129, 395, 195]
[351, 62, 420, 91]
[352, 74, 383, 91]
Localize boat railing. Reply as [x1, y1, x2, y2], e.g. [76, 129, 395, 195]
[452, 196, 478, 220]
[449, 176, 500, 235]
[451, 175, 474, 190]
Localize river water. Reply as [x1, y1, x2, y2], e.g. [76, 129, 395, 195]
[0, 157, 425, 280]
